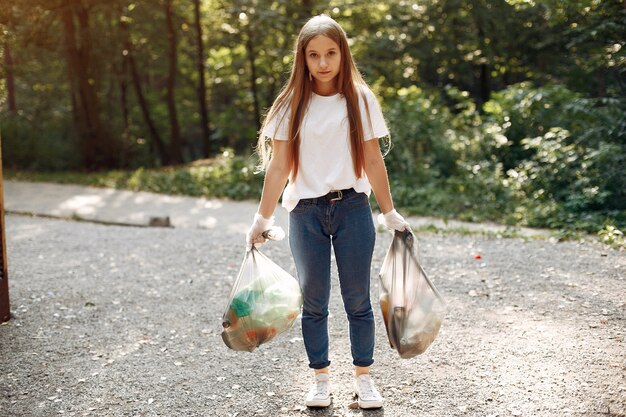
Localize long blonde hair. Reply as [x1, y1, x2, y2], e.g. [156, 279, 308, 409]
[256, 14, 375, 180]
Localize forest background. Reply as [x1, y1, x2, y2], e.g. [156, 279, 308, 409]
[0, 0, 624, 243]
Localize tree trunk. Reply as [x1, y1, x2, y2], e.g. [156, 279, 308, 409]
[128, 54, 169, 165]
[120, 15, 169, 165]
[193, 0, 212, 157]
[0, 140, 10, 323]
[118, 55, 130, 168]
[479, 62, 491, 105]
[60, 1, 114, 169]
[246, 34, 261, 132]
[301, 0, 314, 18]
[164, 0, 183, 165]
[120, 58, 130, 134]
[3, 44, 16, 114]
[473, 11, 491, 106]
[597, 68, 607, 97]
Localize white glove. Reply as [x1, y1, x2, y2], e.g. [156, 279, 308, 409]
[377, 209, 411, 231]
[246, 213, 274, 250]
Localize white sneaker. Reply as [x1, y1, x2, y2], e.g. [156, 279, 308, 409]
[354, 374, 383, 409]
[305, 372, 331, 407]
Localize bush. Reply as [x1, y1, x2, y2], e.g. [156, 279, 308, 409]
[384, 85, 459, 182]
[382, 81, 626, 234]
[598, 225, 626, 249]
[1, 115, 80, 171]
[121, 149, 263, 200]
[484, 84, 626, 231]
[7, 149, 264, 201]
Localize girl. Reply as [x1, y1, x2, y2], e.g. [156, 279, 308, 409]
[246, 14, 409, 409]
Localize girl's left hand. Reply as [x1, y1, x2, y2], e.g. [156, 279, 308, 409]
[377, 209, 411, 231]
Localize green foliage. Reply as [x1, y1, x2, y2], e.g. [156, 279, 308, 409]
[3, 0, 624, 169]
[482, 83, 626, 231]
[6, 149, 263, 201]
[598, 225, 625, 250]
[383, 81, 625, 235]
[2, 0, 625, 240]
[1, 115, 81, 171]
[123, 149, 262, 199]
[383, 85, 457, 181]
[124, 149, 264, 200]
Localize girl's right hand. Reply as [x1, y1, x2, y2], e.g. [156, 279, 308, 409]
[246, 213, 274, 250]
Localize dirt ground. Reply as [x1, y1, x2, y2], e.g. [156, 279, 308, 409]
[1, 214, 625, 417]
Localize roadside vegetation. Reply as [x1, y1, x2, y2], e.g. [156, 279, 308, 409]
[2, 1, 624, 247]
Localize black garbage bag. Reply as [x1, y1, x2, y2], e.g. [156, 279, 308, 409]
[379, 230, 446, 358]
[221, 245, 302, 352]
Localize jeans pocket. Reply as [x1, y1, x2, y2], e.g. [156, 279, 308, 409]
[292, 199, 314, 214]
[343, 192, 369, 210]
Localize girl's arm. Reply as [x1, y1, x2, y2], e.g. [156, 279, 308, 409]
[363, 138, 394, 214]
[364, 138, 410, 231]
[257, 140, 290, 218]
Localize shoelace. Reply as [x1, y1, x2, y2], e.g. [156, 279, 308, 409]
[312, 381, 329, 397]
[357, 379, 378, 398]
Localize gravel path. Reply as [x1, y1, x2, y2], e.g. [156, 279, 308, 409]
[1, 214, 625, 417]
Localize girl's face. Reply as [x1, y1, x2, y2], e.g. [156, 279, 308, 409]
[305, 35, 341, 94]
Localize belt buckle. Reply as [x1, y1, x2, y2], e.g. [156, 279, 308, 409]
[330, 190, 343, 202]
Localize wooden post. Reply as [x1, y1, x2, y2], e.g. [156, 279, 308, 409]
[0, 134, 10, 323]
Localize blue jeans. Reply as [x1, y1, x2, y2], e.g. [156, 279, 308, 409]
[289, 189, 376, 369]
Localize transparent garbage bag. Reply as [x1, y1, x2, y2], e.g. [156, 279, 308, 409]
[221, 238, 302, 352]
[379, 230, 446, 358]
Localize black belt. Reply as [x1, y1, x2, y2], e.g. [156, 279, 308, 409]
[301, 188, 356, 204]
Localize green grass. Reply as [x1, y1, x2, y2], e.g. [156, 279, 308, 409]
[6, 169, 132, 189]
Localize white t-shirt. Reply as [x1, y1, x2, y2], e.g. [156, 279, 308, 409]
[262, 87, 389, 212]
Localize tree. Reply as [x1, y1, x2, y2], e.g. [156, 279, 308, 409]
[2, 45, 16, 114]
[193, 0, 212, 157]
[119, 6, 169, 165]
[164, 0, 183, 164]
[1, 0, 623, 171]
[1, 4, 17, 114]
[59, 0, 119, 169]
